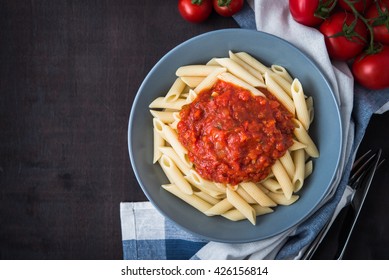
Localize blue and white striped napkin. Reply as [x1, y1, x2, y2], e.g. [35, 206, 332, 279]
[121, 0, 389, 260]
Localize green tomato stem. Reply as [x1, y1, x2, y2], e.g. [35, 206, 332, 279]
[217, 0, 232, 6]
[343, 0, 378, 53]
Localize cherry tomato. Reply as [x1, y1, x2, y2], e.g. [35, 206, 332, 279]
[338, 0, 373, 13]
[289, 0, 336, 27]
[352, 45, 389, 89]
[212, 0, 244, 17]
[366, 0, 389, 45]
[178, 0, 213, 23]
[319, 12, 368, 61]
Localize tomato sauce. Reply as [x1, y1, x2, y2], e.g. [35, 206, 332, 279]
[177, 80, 295, 185]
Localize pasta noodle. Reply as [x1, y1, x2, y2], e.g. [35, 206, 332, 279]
[271, 64, 293, 83]
[291, 79, 310, 130]
[214, 57, 266, 88]
[149, 50, 319, 225]
[292, 148, 305, 192]
[271, 160, 294, 200]
[261, 178, 283, 194]
[149, 97, 187, 110]
[228, 50, 264, 83]
[153, 128, 164, 163]
[239, 182, 277, 207]
[159, 155, 193, 195]
[292, 118, 319, 158]
[222, 204, 273, 222]
[150, 110, 175, 123]
[268, 72, 292, 97]
[218, 72, 265, 97]
[176, 65, 224, 77]
[226, 188, 256, 225]
[234, 51, 269, 74]
[162, 184, 212, 212]
[204, 198, 234, 216]
[264, 72, 295, 114]
[164, 77, 186, 103]
[194, 191, 220, 205]
[180, 76, 204, 88]
[194, 67, 227, 93]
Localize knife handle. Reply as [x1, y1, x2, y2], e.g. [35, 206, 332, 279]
[311, 204, 355, 259]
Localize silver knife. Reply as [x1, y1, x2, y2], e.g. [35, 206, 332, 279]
[308, 149, 382, 259]
[336, 149, 382, 259]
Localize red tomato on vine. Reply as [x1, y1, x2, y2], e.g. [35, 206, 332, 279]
[366, 0, 389, 45]
[289, 0, 336, 27]
[338, 0, 373, 13]
[178, 0, 213, 23]
[212, 0, 244, 17]
[352, 45, 389, 90]
[319, 12, 368, 61]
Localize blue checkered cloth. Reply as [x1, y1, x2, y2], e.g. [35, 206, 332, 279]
[121, 0, 389, 260]
[120, 202, 207, 260]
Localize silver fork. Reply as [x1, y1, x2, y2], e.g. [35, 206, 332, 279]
[302, 149, 383, 260]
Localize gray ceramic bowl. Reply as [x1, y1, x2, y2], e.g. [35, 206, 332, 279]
[128, 29, 342, 243]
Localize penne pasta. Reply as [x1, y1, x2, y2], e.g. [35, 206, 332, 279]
[159, 155, 193, 195]
[292, 118, 319, 158]
[184, 173, 226, 199]
[239, 182, 277, 207]
[214, 57, 266, 88]
[289, 139, 307, 151]
[265, 72, 295, 115]
[236, 187, 257, 204]
[149, 97, 187, 110]
[188, 170, 225, 194]
[226, 188, 256, 225]
[204, 198, 234, 216]
[194, 67, 227, 93]
[279, 150, 295, 179]
[185, 89, 197, 104]
[291, 79, 310, 130]
[306, 96, 315, 124]
[305, 160, 313, 178]
[176, 65, 224, 77]
[267, 192, 299, 206]
[234, 51, 269, 74]
[150, 110, 175, 123]
[228, 50, 264, 83]
[153, 119, 192, 167]
[271, 160, 294, 200]
[271, 64, 293, 83]
[153, 128, 164, 163]
[292, 149, 305, 192]
[206, 57, 220, 66]
[180, 76, 204, 88]
[162, 184, 212, 212]
[168, 113, 180, 130]
[217, 72, 265, 97]
[159, 147, 191, 176]
[258, 183, 270, 194]
[261, 178, 284, 194]
[268, 72, 292, 97]
[222, 205, 273, 221]
[194, 191, 220, 205]
[164, 77, 186, 103]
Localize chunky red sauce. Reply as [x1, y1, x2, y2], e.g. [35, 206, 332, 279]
[177, 80, 295, 185]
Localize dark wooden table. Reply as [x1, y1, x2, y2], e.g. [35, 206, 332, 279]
[1, 0, 388, 260]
